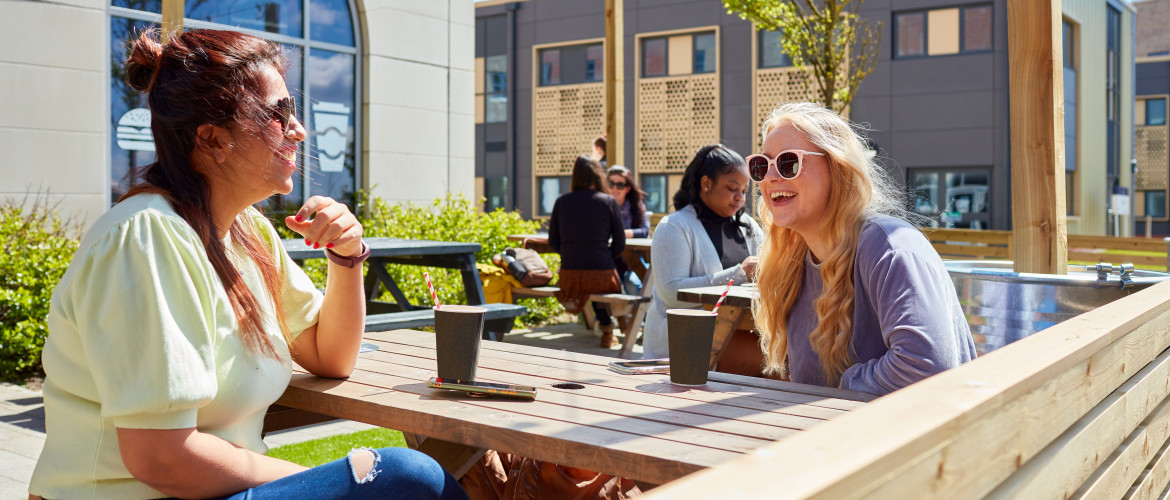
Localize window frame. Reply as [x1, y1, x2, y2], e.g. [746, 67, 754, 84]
[893, 3, 994, 60]
[756, 29, 793, 69]
[106, 0, 363, 211]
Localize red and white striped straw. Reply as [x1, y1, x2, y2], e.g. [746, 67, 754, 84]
[711, 279, 734, 315]
[423, 272, 442, 309]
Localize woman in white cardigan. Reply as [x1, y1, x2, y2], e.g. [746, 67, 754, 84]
[642, 145, 764, 360]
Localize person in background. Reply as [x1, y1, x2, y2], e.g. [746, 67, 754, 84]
[591, 135, 608, 168]
[606, 165, 650, 296]
[28, 28, 465, 500]
[548, 155, 625, 348]
[642, 145, 763, 360]
[751, 102, 976, 396]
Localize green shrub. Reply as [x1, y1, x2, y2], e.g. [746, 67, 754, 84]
[285, 194, 565, 327]
[0, 198, 81, 382]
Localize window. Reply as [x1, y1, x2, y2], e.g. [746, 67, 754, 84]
[1147, 98, 1167, 126]
[693, 33, 716, 73]
[909, 168, 991, 229]
[109, 0, 360, 211]
[1106, 5, 1121, 178]
[485, 176, 508, 212]
[641, 174, 669, 214]
[537, 177, 571, 216]
[538, 44, 603, 86]
[758, 30, 792, 68]
[540, 49, 561, 86]
[1145, 191, 1167, 218]
[895, 5, 992, 59]
[485, 55, 507, 123]
[895, 12, 925, 57]
[1066, 171, 1076, 216]
[643, 38, 667, 77]
[586, 45, 603, 82]
[1062, 19, 1077, 177]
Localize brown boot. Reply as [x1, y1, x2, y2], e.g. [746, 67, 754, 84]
[599, 324, 619, 348]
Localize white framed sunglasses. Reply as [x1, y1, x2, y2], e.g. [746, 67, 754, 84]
[745, 149, 826, 182]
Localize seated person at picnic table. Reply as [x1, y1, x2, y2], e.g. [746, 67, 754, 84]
[642, 145, 764, 360]
[605, 164, 650, 295]
[548, 155, 626, 348]
[750, 102, 977, 396]
[28, 29, 466, 500]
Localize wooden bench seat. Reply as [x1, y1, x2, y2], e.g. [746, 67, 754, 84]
[512, 286, 651, 358]
[364, 302, 528, 341]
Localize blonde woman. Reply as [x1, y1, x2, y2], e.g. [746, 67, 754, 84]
[750, 102, 976, 396]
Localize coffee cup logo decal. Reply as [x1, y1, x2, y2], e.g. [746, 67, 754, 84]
[116, 108, 154, 152]
[313, 101, 350, 172]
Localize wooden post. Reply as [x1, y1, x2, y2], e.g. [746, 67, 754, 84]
[1007, 0, 1067, 274]
[604, 0, 624, 166]
[161, 0, 183, 43]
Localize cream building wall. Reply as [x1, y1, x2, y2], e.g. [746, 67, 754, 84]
[0, 0, 475, 228]
[363, 0, 476, 207]
[0, 0, 107, 227]
[1064, 0, 1135, 236]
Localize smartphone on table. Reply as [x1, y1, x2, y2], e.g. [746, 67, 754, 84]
[426, 377, 537, 400]
[607, 358, 670, 375]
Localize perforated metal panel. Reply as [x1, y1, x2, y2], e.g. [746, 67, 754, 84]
[1136, 125, 1169, 190]
[532, 82, 606, 176]
[752, 66, 821, 149]
[636, 73, 720, 174]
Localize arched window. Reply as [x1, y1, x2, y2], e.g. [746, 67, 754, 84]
[108, 0, 361, 212]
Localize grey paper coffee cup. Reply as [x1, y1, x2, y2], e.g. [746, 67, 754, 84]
[433, 305, 487, 381]
[666, 308, 718, 386]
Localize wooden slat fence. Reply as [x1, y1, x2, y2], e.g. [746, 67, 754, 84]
[643, 280, 1170, 499]
[922, 228, 1169, 270]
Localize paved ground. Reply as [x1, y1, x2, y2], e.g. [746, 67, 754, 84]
[0, 321, 639, 498]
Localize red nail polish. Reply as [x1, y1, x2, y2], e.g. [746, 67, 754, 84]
[326, 243, 334, 249]
[305, 239, 311, 246]
[314, 243, 320, 249]
[295, 215, 303, 222]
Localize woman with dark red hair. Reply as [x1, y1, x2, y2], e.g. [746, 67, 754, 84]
[28, 29, 467, 500]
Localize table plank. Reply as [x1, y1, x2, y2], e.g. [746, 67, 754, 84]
[283, 237, 481, 260]
[281, 372, 735, 484]
[358, 349, 818, 439]
[366, 330, 866, 413]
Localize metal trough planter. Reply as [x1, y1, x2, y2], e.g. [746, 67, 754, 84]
[946, 260, 1170, 355]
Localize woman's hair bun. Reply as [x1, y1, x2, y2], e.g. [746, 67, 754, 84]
[124, 29, 165, 92]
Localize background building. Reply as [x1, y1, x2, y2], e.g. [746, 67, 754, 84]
[1135, 0, 1170, 235]
[1, 0, 476, 228]
[475, 0, 1134, 236]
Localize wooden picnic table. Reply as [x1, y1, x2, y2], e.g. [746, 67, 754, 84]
[507, 233, 653, 286]
[270, 328, 874, 486]
[677, 285, 758, 370]
[282, 238, 526, 339]
[284, 237, 488, 311]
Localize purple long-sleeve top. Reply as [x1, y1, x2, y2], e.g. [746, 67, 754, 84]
[785, 214, 977, 395]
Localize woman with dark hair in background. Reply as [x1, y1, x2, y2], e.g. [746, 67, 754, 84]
[606, 165, 650, 295]
[591, 135, 608, 168]
[642, 145, 764, 361]
[548, 155, 625, 348]
[28, 29, 465, 500]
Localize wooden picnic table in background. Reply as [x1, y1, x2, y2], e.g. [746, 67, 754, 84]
[677, 285, 758, 371]
[284, 237, 488, 311]
[269, 329, 874, 486]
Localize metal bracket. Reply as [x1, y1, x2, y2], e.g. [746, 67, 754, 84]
[1083, 263, 1136, 289]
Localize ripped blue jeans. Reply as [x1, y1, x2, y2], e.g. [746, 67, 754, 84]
[213, 447, 469, 500]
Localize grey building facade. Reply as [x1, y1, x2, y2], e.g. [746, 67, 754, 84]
[475, 0, 1133, 236]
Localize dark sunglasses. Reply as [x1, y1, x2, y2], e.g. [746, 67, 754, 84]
[609, 181, 629, 190]
[746, 149, 827, 182]
[269, 96, 296, 133]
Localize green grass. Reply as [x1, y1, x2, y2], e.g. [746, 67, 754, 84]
[267, 428, 408, 467]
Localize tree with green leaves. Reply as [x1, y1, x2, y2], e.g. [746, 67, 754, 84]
[724, 0, 881, 113]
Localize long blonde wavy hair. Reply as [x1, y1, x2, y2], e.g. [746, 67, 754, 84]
[751, 102, 906, 385]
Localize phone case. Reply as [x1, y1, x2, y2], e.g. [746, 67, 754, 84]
[427, 377, 538, 399]
[607, 358, 670, 374]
